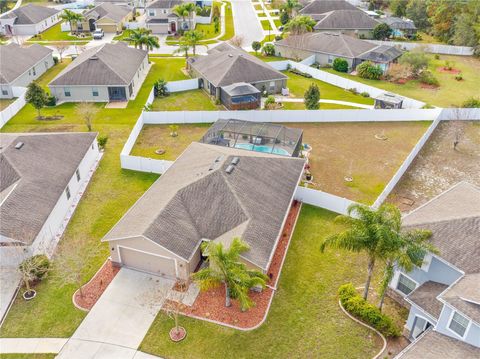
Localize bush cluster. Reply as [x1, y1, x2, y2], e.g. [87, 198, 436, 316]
[418, 70, 440, 86]
[19, 255, 50, 282]
[357, 61, 383, 80]
[289, 68, 312, 78]
[332, 58, 348, 73]
[338, 283, 401, 338]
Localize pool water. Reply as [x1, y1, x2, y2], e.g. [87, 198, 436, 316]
[234, 143, 290, 156]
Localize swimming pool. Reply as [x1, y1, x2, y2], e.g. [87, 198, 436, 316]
[234, 143, 290, 156]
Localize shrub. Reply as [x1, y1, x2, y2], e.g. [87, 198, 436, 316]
[357, 61, 383, 80]
[332, 58, 348, 73]
[338, 283, 401, 338]
[455, 73, 463, 81]
[97, 135, 108, 150]
[360, 92, 370, 98]
[419, 70, 439, 86]
[289, 68, 312, 78]
[262, 43, 276, 56]
[348, 87, 358, 94]
[304, 83, 320, 110]
[46, 95, 56, 107]
[372, 23, 392, 40]
[274, 35, 283, 41]
[264, 95, 276, 110]
[421, 103, 435, 109]
[320, 63, 332, 69]
[280, 10, 289, 25]
[434, 54, 440, 60]
[462, 97, 480, 108]
[53, 56, 59, 65]
[251, 41, 261, 54]
[399, 50, 429, 77]
[19, 255, 50, 282]
[154, 79, 168, 97]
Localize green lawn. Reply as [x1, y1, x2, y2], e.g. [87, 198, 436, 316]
[261, 19, 272, 31]
[285, 72, 375, 105]
[324, 55, 480, 107]
[257, 11, 266, 17]
[28, 23, 91, 42]
[0, 58, 189, 338]
[0, 98, 16, 111]
[253, 3, 262, 10]
[219, 1, 234, 41]
[273, 19, 282, 28]
[113, 29, 132, 41]
[140, 206, 382, 359]
[151, 90, 221, 111]
[282, 102, 364, 110]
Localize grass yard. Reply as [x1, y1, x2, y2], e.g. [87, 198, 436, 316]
[219, 1, 234, 41]
[0, 58, 191, 338]
[28, 23, 92, 42]
[0, 98, 16, 110]
[113, 29, 132, 41]
[253, 3, 262, 10]
[261, 19, 272, 31]
[285, 122, 431, 204]
[324, 55, 480, 107]
[282, 102, 364, 110]
[140, 206, 383, 359]
[285, 72, 375, 106]
[387, 120, 480, 211]
[131, 123, 211, 160]
[273, 19, 281, 28]
[257, 11, 266, 17]
[151, 89, 221, 111]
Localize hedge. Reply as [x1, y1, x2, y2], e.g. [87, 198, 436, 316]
[338, 283, 401, 338]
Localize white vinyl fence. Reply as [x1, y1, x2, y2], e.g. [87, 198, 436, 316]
[294, 186, 357, 215]
[0, 87, 26, 129]
[269, 60, 426, 109]
[367, 41, 474, 56]
[125, 22, 141, 30]
[145, 79, 200, 107]
[438, 108, 480, 121]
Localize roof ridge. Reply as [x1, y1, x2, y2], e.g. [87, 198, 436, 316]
[403, 214, 480, 228]
[339, 33, 355, 57]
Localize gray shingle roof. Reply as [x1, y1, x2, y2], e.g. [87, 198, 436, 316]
[84, 3, 131, 23]
[440, 274, 480, 324]
[407, 281, 448, 319]
[0, 43, 53, 84]
[358, 44, 403, 63]
[147, 0, 189, 9]
[300, 0, 357, 15]
[397, 330, 480, 359]
[49, 43, 147, 86]
[0, 133, 97, 245]
[313, 10, 379, 30]
[0, 3, 59, 24]
[222, 82, 260, 96]
[104, 142, 304, 269]
[189, 44, 287, 88]
[380, 17, 417, 30]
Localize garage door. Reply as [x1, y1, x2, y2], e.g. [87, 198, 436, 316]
[119, 246, 176, 277]
[147, 24, 169, 34]
[97, 24, 118, 33]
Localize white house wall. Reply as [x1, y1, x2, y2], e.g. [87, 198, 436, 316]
[50, 85, 111, 103]
[436, 304, 480, 347]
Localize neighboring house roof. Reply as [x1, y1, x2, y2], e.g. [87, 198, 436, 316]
[0, 3, 59, 24]
[358, 44, 402, 63]
[222, 82, 260, 97]
[380, 16, 416, 30]
[147, 0, 188, 8]
[0, 132, 97, 245]
[103, 141, 304, 270]
[0, 43, 52, 84]
[189, 43, 287, 88]
[402, 182, 480, 274]
[407, 281, 448, 319]
[440, 273, 480, 324]
[84, 3, 131, 23]
[300, 0, 357, 15]
[396, 330, 480, 359]
[313, 10, 379, 30]
[49, 43, 147, 86]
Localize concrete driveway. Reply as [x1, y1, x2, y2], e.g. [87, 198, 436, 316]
[230, 0, 264, 48]
[57, 268, 173, 359]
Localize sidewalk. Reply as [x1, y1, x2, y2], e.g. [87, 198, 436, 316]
[0, 338, 68, 354]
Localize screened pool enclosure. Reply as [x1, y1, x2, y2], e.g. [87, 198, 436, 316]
[200, 119, 303, 157]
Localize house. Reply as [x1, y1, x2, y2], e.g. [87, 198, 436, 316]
[188, 43, 288, 109]
[75, 3, 133, 34]
[311, 10, 379, 38]
[102, 138, 305, 280]
[300, 0, 358, 17]
[388, 182, 480, 358]
[48, 43, 149, 103]
[274, 32, 402, 72]
[0, 4, 61, 36]
[380, 17, 417, 38]
[0, 132, 100, 267]
[146, 0, 195, 34]
[0, 43, 54, 99]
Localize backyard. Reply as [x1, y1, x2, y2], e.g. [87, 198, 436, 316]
[0, 98, 16, 111]
[27, 23, 91, 43]
[387, 120, 480, 211]
[323, 55, 480, 107]
[151, 89, 222, 111]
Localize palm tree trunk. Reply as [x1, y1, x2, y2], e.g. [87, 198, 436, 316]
[363, 257, 375, 300]
[225, 284, 231, 307]
[378, 262, 394, 311]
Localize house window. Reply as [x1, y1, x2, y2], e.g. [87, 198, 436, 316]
[75, 168, 81, 181]
[148, 10, 155, 16]
[92, 87, 99, 97]
[163, 9, 167, 14]
[449, 312, 469, 338]
[28, 70, 31, 76]
[1, 88, 7, 96]
[64, 88, 71, 97]
[396, 273, 416, 295]
[32, 67, 36, 76]
[328, 55, 334, 64]
[269, 81, 275, 91]
[65, 185, 71, 200]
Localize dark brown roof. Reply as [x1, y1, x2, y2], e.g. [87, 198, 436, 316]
[407, 281, 448, 319]
[313, 10, 379, 30]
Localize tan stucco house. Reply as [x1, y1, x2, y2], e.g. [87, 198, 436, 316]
[74, 3, 133, 34]
[146, 0, 195, 34]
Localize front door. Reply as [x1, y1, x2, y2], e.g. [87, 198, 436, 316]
[88, 18, 96, 32]
[411, 316, 432, 340]
[108, 87, 127, 101]
[170, 21, 176, 33]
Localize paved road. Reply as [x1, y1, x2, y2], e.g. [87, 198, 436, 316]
[230, 0, 264, 49]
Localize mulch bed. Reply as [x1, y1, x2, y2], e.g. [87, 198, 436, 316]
[420, 83, 439, 89]
[180, 201, 301, 329]
[73, 259, 120, 311]
[437, 67, 461, 74]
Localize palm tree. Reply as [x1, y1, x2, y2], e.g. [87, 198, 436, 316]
[125, 28, 148, 49]
[142, 32, 160, 53]
[174, 39, 190, 62]
[182, 30, 204, 56]
[281, 0, 301, 18]
[183, 2, 199, 30]
[284, 15, 317, 35]
[173, 4, 189, 32]
[320, 203, 404, 300]
[192, 237, 268, 311]
[61, 9, 84, 35]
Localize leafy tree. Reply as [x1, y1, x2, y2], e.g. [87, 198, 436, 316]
[332, 58, 348, 72]
[427, 0, 459, 43]
[398, 49, 429, 77]
[182, 30, 204, 55]
[173, 4, 189, 30]
[280, 10, 290, 25]
[174, 38, 190, 60]
[60, 9, 84, 34]
[25, 82, 48, 118]
[304, 83, 320, 110]
[284, 15, 316, 35]
[281, 0, 301, 17]
[192, 237, 268, 310]
[406, 0, 430, 31]
[390, 0, 408, 17]
[54, 41, 69, 63]
[76, 102, 99, 132]
[357, 61, 383, 80]
[18, 255, 50, 298]
[321, 204, 407, 300]
[125, 28, 159, 53]
[154, 79, 169, 97]
[264, 95, 276, 110]
[262, 43, 276, 56]
[452, 13, 478, 47]
[252, 41, 261, 54]
[372, 23, 392, 40]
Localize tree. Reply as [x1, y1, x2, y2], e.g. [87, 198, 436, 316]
[60, 9, 83, 35]
[252, 41, 261, 54]
[76, 102, 99, 132]
[18, 254, 51, 299]
[0, 0, 10, 13]
[264, 95, 276, 110]
[372, 23, 392, 40]
[427, 0, 459, 43]
[173, 4, 189, 31]
[452, 13, 478, 47]
[55, 41, 69, 63]
[332, 58, 348, 72]
[169, 124, 179, 137]
[229, 35, 244, 47]
[390, 0, 408, 17]
[304, 83, 320, 110]
[406, 0, 430, 31]
[126, 28, 159, 53]
[25, 82, 47, 118]
[183, 2, 199, 30]
[154, 79, 169, 97]
[279, 10, 290, 25]
[182, 30, 204, 56]
[281, 0, 301, 18]
[283, 15, 316, 35]
[398, 49, 429, 77]
[357, 61, 383, 80]
[192, 237, 268, 310]
[142, 31, 160, 53]
[321, 203, 407, 300]
[262, 43, 275, 56]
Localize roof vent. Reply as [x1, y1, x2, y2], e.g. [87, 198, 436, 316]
[228, 54, 233, 57]
[14, 142, 24, 150]
[214, 156, 222, 163]
[90, 55, 99, 60]
[231, 157, 240, 165]
[225, 164, 235, 174]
